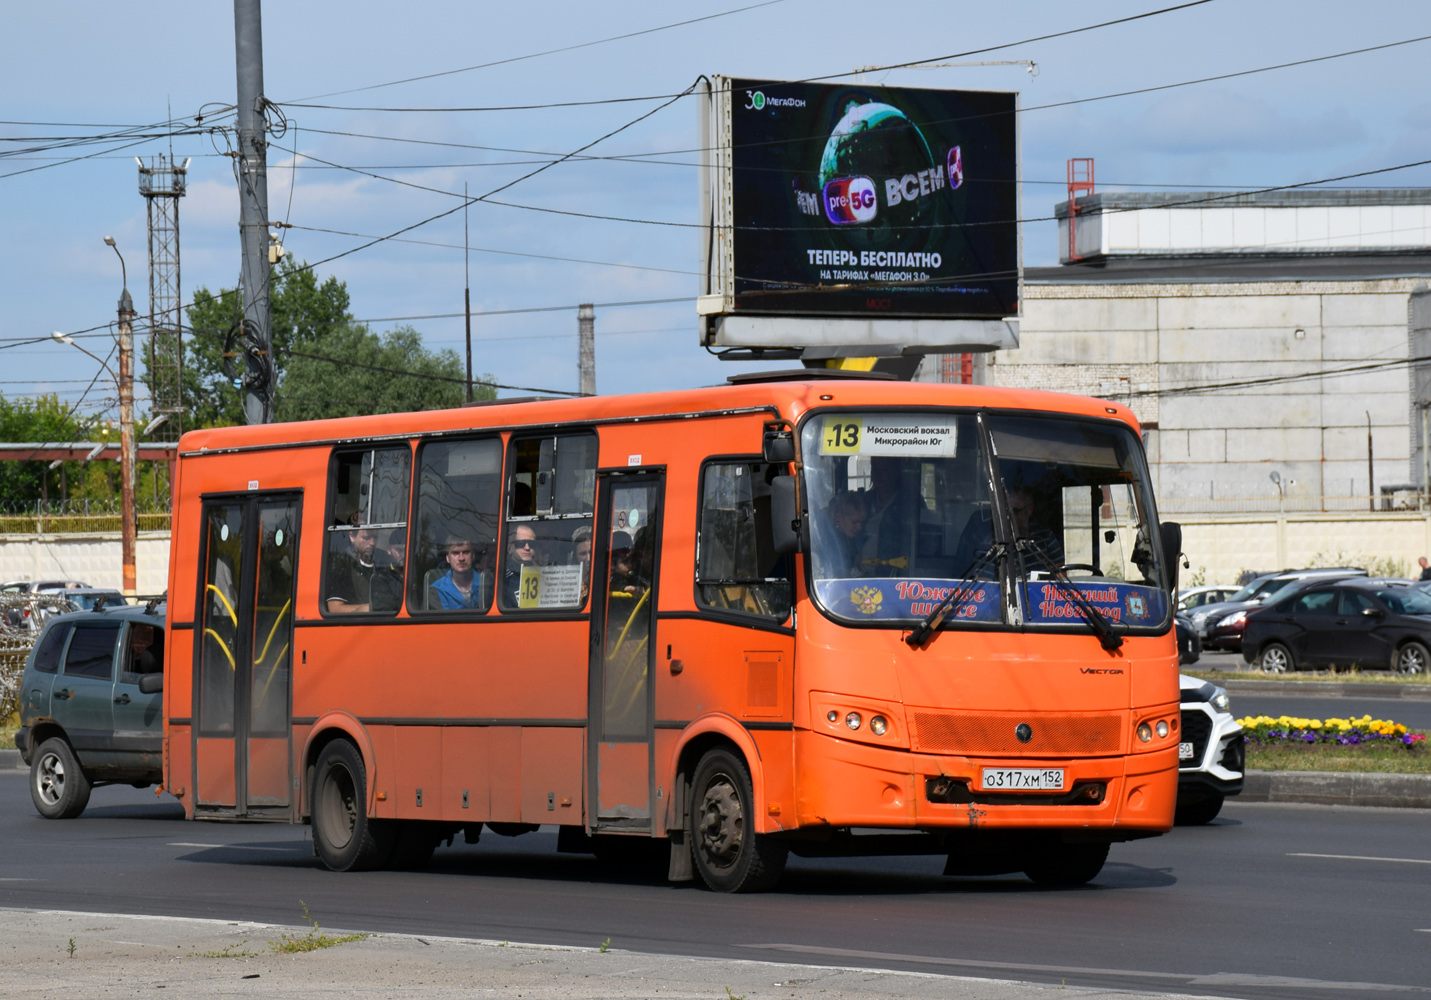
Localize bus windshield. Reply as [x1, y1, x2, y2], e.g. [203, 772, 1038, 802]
[801, 409, 1169, 632]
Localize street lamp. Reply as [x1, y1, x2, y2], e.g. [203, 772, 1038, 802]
[51, 236, 138, 596]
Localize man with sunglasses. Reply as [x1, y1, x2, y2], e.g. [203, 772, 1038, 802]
[503, 524, 540, 607]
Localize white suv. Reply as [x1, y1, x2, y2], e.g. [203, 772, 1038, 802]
[1176, 674, 1244, 824]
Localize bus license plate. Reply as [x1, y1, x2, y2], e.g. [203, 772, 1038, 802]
[1178, 742, 1195, 760]
[981, 768, 1064, 791]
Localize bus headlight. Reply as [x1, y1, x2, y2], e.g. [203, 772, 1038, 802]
[1155, 720, 1169, 738]
[869, 715, 888, 736]
[827, 710, 839, 723]
[1136, 722, 1153, 743]
[845, 712, 862, 731]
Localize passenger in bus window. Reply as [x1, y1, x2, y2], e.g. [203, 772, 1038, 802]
[1008, 487, 1065, 570]
[503, 524, 539, 606]
[570, 525, 593, 605]
[609, 531, 643, 596]
[429, 535, 483, 611]
[326, 527, 404, 614]
[822, 490, 867, 578]
[860, 457, 912, 574]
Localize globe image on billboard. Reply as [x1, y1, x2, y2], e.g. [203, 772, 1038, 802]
[816, 100, 949, 253]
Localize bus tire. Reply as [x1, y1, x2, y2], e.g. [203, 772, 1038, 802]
[689, 748, 787, 893]
[1022, 841, 1109, 887]
[312, 740, 393, 872]
[30, 737, 91, 820]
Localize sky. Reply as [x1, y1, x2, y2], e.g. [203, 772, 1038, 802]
[3, 0, 1430, 419]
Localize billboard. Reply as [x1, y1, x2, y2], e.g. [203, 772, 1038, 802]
[703, 77, 1019, 324]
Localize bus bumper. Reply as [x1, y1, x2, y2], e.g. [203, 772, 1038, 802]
[791, 728, 1177, 835]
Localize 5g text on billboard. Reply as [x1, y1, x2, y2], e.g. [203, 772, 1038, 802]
[720, 78, 1018, 319]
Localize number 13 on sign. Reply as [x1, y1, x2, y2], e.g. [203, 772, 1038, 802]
[822, 416, 862, 454]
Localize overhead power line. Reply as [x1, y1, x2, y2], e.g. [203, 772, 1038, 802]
[283, 0, 788, 103]
[284, 348, 582, 397]
[278, 0, 1216, 113]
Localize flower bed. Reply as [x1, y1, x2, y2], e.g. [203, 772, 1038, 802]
[1237, 714, 1425, 748]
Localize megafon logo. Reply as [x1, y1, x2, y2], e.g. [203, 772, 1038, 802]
[744, 90, 766, 110]
[823, 176, 878, 225]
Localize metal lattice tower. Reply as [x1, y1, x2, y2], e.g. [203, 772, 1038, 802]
[138, 155, 188, 439]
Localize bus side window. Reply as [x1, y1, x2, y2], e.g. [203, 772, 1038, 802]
[410, 437, 502, 613]
[696, 461, 792, 621]
[323, 445, 411, 616]
[499, 432, 597, 612]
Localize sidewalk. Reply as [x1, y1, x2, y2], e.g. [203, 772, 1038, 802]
[1221, 678, 1431, 701]
[0, 908, 1217, 1000]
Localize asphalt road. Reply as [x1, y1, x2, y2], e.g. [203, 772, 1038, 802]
[2, 771, 1428, 999]
[1192, 650, 1431, 729]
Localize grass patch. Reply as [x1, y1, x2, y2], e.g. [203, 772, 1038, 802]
[269, 902, 368, 954]
[1248, 742, 1431, 774]
[0, 725, 16, 750]
[194, 940, 256, 958]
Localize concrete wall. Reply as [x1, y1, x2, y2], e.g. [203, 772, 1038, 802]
[0, 532, 171, 595]
[994, 278, 1424, 506]
[1178, 512, 1430, 586]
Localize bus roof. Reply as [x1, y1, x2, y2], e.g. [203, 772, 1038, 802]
[176, 376, 1140, 455]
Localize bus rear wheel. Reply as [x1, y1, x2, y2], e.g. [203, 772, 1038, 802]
[312, 740, 393, 872]
[688, 748, 787, 893]
[1022, 840, 1109, 887]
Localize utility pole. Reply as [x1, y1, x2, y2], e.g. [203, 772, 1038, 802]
[234, 0, 272, 423]
[578, 304, 595, 396]
[103, 237, 138, 597]
[464, 183, 473, 403]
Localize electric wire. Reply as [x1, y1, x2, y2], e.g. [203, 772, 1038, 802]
[283, 0, 788, 103]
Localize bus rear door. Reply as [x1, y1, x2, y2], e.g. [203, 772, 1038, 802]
[192, 493, 300, 819]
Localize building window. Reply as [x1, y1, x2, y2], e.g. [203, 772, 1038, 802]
[324, 446, 410, 616]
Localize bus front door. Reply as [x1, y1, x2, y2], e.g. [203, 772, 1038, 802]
[193, 494, 301, 819]
[587, 473, 663, 833]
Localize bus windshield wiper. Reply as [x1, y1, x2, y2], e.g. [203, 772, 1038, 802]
[1020, 538, 1123, 652]
[906, 544, 1002, 648]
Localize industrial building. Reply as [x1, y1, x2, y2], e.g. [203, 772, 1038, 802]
[971, 188, 1431, 514]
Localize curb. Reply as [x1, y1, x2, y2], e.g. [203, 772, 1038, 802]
[1220, 678, 1431, 701]
[1241, 768, 1431, 808]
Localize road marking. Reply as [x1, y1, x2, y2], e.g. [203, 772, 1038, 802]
[1289, 852, 1431, 865]
[166, 842, 304, 852]
[741, 944, 1430, 992]
[0, 878, 39, 882]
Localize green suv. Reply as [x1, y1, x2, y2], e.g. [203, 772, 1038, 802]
[14, 604, 165, 819]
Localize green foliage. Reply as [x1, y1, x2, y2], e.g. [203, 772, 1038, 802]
[1305, 550, 1408, 580]
[277, 323, 487, 422]
[180, 259, 491, 427]
[598, 937, 610, 954]
[67, 936, 75, 958]
[1185, 565, 1207, 588]
[0, 394, 102, 510]
[269, 901, 368, 954]
[194, 940, 255, 958]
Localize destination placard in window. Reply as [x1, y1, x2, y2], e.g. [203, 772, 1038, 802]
[518, 564, 585, 609]
[819, 416, 957, 457]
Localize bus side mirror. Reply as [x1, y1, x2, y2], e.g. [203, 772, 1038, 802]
[138, 673, 163, 694]
[769, 475, 804, 555]
[763, 431, 795, 465]
[1160, 521, 1182, 594]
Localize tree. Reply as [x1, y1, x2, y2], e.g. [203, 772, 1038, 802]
[0, 395, 97, 510]
[177, 259, 490, 426]
[278, 324, 490, 422]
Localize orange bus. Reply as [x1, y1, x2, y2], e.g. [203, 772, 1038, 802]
[161, 373, 1184, 891]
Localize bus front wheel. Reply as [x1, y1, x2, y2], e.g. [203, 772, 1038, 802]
[312, 740, 394, 872]
[688, 748, 787, 893]
[1022, 840, 1109, 887]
